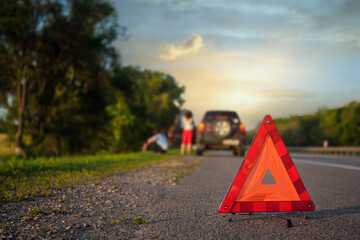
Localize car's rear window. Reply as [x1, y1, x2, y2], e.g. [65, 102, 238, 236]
[204, 111, 240, 122]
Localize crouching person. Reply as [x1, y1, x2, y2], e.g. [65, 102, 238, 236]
[142, 127, 168, 154]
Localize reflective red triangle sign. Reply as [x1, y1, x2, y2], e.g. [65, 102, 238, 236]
[219, 115, 315, 213]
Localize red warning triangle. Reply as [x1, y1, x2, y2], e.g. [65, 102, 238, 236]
[219, 115, 315, 213]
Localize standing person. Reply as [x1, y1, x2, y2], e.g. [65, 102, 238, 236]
[142, 127, 168, 154]
[181, 111, 194, 155]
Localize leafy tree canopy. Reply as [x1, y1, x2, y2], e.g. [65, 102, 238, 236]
[0, 0, 185, 155]
[246, 101, 360, 146]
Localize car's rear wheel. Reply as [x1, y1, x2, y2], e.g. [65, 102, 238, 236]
[233, 145, 244, 156]
[196, 144, 204, 156]
[212, 119, 231, 139]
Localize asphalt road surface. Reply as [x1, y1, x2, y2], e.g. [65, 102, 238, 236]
[3, 151, 359, 239]
[138, 150, 360, 239]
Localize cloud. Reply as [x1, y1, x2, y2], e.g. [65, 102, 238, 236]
[159, 35, 203, 60]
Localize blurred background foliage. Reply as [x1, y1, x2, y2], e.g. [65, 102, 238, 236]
[0, 0, 358, 157]
[0, 0, 184, 155]
[246, 101, 360, 147]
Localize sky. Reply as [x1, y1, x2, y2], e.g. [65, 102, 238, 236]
[111, 0, 360, 129]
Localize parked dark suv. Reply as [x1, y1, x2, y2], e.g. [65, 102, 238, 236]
[196, 110, 246, 156]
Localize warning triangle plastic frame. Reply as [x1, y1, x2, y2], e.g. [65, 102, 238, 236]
[219, 115, 315, 213]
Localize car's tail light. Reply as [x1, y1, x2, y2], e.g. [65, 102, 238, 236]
[198, 122, 205, 132]
[239, 123, 245, 133]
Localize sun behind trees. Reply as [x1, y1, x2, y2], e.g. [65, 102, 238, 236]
[0, 0, 184, 155]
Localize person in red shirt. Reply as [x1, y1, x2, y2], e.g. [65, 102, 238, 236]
[180, 111, 194, 155]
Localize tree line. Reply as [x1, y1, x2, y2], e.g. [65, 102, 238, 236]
[246, 101, 360, 146]
[0, 0, 184, 155]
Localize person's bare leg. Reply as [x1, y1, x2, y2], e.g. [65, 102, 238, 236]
[142, 143, 148, 152]
[180, 143, 185, 155]
[187, 144, 192, 155]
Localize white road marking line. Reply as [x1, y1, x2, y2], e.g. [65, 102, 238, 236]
[293, 159, 360, 171]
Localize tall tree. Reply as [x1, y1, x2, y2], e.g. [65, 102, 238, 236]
[0, 0, 119, 154]
[108, 66, 185, 152]
[0, 0, 48, 153]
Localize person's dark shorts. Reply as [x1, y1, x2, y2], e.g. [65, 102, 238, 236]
[148, 142, 166, 153]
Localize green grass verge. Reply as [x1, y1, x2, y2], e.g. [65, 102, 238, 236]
[0, 149, 180, 202]
[0, 133, 15, 158]
[172, 159, 202, 182]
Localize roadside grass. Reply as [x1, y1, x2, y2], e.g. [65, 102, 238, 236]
[0, 133, 15, 158]
[0, 149, 180, 202]
[27, 204, 45, 217]
[51, 207, 65, 214]
[39, 225, 50, 233]
[161, 157, 203, 182]
[1, 223, 11, 235]
[134, 216, 147, 225]
[110, 219, 121, 225]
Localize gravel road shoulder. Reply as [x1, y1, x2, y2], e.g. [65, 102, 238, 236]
[0, 155, 202, 239]
[2, 151, 360, 239]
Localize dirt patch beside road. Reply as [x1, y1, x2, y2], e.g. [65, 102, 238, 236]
[0, 156, 202, 239]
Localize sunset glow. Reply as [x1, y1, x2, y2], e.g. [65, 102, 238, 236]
[113, 0, 360, 128]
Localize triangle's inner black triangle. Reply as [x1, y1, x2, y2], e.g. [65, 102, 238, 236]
[261, 168, 276, 185]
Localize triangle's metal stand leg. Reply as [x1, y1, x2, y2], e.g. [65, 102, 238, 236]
[228, 213, 235, 222]
[228, 212, 299, 228]
[228, 212, 253, 223]
[269, 215, 292, 228]
[228, 212, 308, 228]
